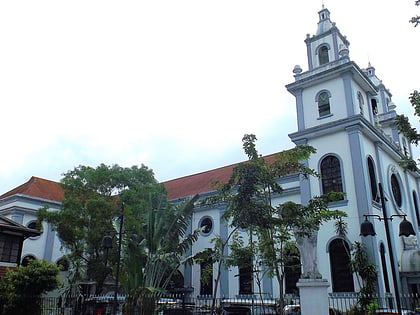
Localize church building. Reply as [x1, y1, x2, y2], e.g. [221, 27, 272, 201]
[164, 6, 420, 299]
[1, 6, 420, 303]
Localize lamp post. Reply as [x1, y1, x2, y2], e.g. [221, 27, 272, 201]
[360, 183, 415, 315]
[102, 202, 125, 315]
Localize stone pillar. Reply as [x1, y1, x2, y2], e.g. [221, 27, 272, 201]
[297, 279, 330, 315]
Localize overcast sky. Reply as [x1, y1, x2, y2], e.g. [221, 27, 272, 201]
[0, 1, 419, 194]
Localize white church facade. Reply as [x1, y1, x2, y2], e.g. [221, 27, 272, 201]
[1, 6, 420, 302]
[165, 6, 420, 299]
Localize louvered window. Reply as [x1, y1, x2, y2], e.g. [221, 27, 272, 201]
[319, 45, 329, 65]
[318, 91, 331, 117]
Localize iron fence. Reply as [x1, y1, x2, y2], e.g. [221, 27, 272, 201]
[34, 293, 420, 315]
[329, 292, 420, 314]
[40, 295, 280, 315]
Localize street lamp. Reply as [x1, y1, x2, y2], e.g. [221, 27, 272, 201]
[102, 202, 125, 315]
[360, 183, 416, 315]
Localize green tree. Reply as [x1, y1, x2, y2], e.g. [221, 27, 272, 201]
[0, 260, 60, 315]
[38, 163, 159, 295]
[350, 242, 378, 314]
[395, 90, 420, 171]
[218, 134, 345, 311]
[410, 0, 420, 27]
[396, 1, 420, 167]
[121, 191, 200, 315]
[395, 90, 420, 144]
[335, 219, 378, 314]
[39, 163, 201, 315]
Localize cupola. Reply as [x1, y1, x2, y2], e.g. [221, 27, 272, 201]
[316, 6, 333, 35]
[304, 7, 350, 71]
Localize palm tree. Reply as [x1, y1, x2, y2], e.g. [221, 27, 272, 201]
[121, 188, 199, 315]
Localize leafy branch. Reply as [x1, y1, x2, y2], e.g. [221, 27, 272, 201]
[410, 0, 420, 27]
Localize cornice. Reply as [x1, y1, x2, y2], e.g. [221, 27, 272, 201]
[289, 115, 401, 158]
[0, 193, 61, 209]
[286, 61, 377, 95]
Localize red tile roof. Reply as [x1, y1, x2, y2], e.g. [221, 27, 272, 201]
[163, 153, 278, 200]
[0, 176, 64, 202]
[163, 164, 235, 200]
[0, 153, 280, 202]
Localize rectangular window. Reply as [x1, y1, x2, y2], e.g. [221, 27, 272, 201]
[0, 235, 21, 263]
[200, 260, 213, 296]
[239, 263, 253, 295]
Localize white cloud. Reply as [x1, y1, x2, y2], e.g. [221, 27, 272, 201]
[0, 0, 419, 193]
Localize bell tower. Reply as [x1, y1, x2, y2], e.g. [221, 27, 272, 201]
[285, 6, 419, 300]
[286, 7, 376, 133]
[305, 6, 350, 71]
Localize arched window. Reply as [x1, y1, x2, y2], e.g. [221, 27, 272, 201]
[319, 45, 329, 65]
[57, 256, 69, 271]
[284, 245, 301, 295]
[197, 248, 213, 296]
[390, 173, 402, 208]
[167, 270, 184, 291]
[357, 92, 364, 116]
[21, 255, 36, 267]
[239, 256, 253, 295]
[413, 191, 420, 227]
[380, 243, 391, 293]
[367, 157, 379, 202]
[403, 138, 409, 157]
[200, 259, 213, 295]
[320, 155, 343, 195]
[317, 91, 331, 117]
[27, 220, 42, 239]
[371, 98, 378, 115]
[329, 239, 354, 292]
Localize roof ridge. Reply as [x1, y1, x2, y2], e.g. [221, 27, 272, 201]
[0, 151, 283, 202]
[163, 161, 239, 184]
[0, 176, 63, 202]
[0, 177, 33, 198]
[163, 151, 280, 183]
